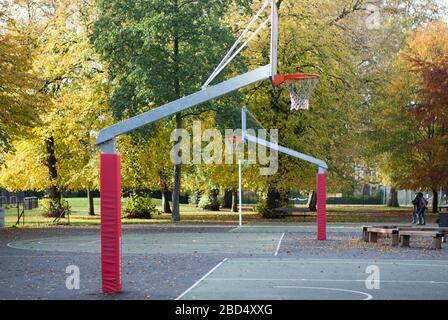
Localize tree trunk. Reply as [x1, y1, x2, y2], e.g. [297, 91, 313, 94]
[308, 191, 317, 212]
[222, 190, 232, 209]
[87, 188, 95, 216]
[171, 3, 181, 222]
[231, 189, 238, 212]
[432, 189, 439, 213]
[266, 187, 281, 209]
[162, 187, 172, 214]
[266, 188, 288, 209]
[281, 191, 289, 207]
[45, 136, 63, 217]
[387, 188, 400, 207]
[172, 113, 182, 221]
[263, 187, 287, 218]
[209, 189, 220, 211]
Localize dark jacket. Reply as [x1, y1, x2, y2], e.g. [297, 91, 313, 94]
[418, 197, 427, 209]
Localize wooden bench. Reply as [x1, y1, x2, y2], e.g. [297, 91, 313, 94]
[362, 226, 393, 242]
[398, 227, 448, 243]
[398, 230, 444, 249]
[364, 227, 400, 246]
[274, 207, 312, 221]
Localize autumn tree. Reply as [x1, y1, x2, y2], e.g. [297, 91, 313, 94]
[119, 125, 174, 213]
[399, 20, 448, 212]
[227, 0, 369, 214]
[180, 107, 263, 213]
[356, 0, 444, 207]
[0, 2, 38, 155]
[0, 0, 111, 216]
[91, 0, 252, 220]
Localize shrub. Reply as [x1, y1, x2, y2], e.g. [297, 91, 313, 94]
[198, 190, 220, 211]
[327, 196, 383, 205]
[188, 192, 200, 207]
[40, 198, 71, 218]
[255, 202, 285, 219]
[123, 194, 159, 219]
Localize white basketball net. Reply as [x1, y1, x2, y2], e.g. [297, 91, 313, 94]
[286, 78, 319, 111]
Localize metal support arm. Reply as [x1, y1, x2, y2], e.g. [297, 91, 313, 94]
[244, 133, 328, 172]
[95, 65, 272, 148]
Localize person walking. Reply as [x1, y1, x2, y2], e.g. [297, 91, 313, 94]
[416, 192, 428, 225]
[411, 193, 419, 224]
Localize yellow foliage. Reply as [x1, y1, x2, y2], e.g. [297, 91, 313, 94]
[0, 0, 113, 193]
[0, 139, 48, 191]
[0, 4, 40, 147]
[406, 19, 448, 62]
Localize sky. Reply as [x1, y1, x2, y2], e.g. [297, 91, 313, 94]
[438, 0, 448, 20]
[438, 0, 448, 10]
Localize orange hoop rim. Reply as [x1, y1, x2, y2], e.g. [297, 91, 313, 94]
[224, 137, 243, 142]
[272, 73, 320, 86]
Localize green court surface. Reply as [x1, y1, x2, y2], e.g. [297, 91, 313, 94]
[6, 223, 363, 254]
[7, 232, 283, 254]
[177, 258, 448, 300]
[230, 224, 362, 233]
[4, 224, 448, 300]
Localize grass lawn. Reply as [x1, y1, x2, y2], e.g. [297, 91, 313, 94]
[2, 197, 425, 228]
[4, 197, 258, 227]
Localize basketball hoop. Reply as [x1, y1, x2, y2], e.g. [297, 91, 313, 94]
[224, 137, 243, 143]
[272, 74, 320, 111]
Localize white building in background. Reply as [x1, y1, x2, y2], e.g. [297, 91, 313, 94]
[384, 188, 448, 206]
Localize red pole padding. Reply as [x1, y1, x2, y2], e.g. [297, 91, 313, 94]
[100, 153, 122, 294]
[316, 173, 327, 241]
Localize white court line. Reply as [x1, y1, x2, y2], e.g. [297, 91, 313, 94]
[7, 238, 75, 248]
[0, 255, 100, 258]
[79, 240, 100, 246]
[274, 286, 373, 300]
[229, 225, 351, 233]
[205, 278, 448, 285]
[274, 232, 285, 256]
[7, 241, 24, 249]
[143, 241, 277, 246]
[175, 258, 228, 300]
[8, 237, 277, 248]
[225, 259, 448, 267]
[233, 225, 359, 229]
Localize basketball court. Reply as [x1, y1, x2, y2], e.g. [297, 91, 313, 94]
[7, 232, 281, 255]
[1, 223, 448, 300]
[176, 258, 448, 300]
[92, 0, 329, 293]
[1, 0, 446, 305]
